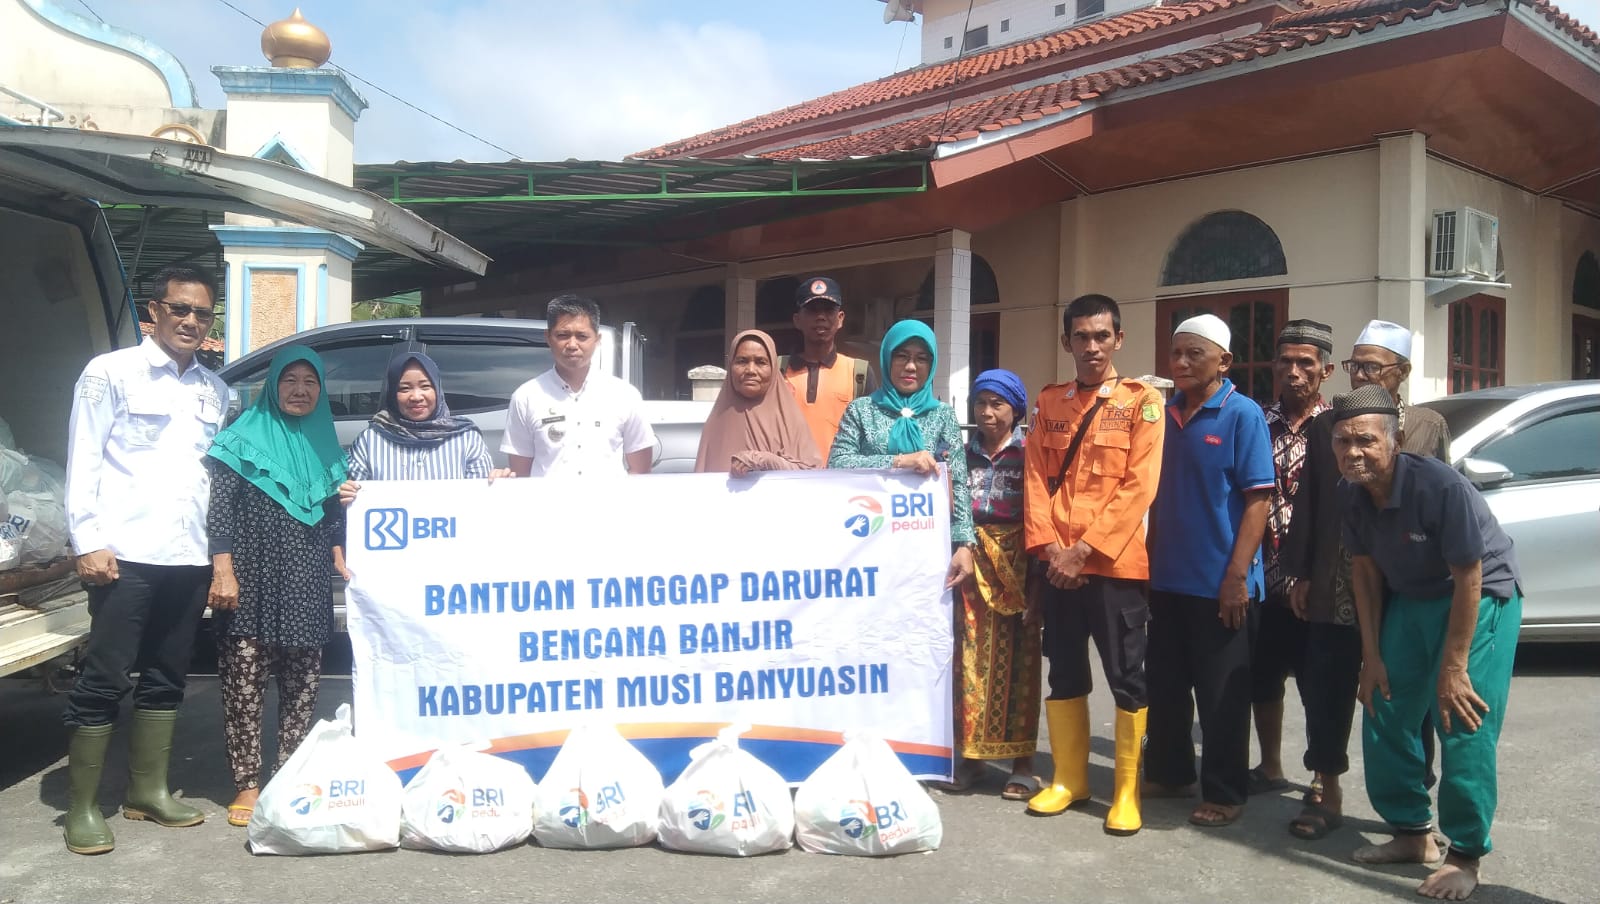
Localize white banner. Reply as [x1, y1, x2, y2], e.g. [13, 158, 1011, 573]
[345, 469, 955, 784]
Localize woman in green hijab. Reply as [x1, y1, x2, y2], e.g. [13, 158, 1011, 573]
[829, 319, 975, 588]
[204, 345, 347, 827]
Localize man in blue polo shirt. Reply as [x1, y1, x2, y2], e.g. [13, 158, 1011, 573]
[1335, 385, 1521, 902]
[1144, 313, 1274, 829]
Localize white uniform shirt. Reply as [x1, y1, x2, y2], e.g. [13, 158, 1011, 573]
[65, 338, 228, 566]
[501, 368, 655, 478]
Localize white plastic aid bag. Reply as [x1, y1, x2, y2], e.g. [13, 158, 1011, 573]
[793, 733, 943, 856]
[658, 726, 794, 857]
[249, 704, 403, 855]
[532, 724, 663, 849]
[400, 745, 537, 853]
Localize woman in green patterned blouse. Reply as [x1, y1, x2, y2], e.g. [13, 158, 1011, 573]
[828, 319, 975, 589]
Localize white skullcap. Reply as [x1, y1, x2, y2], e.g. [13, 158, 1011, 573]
[1173, 313, 1231, 352]
[1355, 320, 1413, 360]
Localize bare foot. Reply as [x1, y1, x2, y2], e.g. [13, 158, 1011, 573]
[1353, 833, 1441, 865]
[1188, 802, 1242, 827]
[1417, 854, 1479, 900]
[1142, 781, 1196, 799]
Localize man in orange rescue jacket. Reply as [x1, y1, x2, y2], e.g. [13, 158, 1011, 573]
[1022, 293, 1165, 835]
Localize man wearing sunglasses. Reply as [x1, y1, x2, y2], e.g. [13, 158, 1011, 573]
[59, 265, 229, 854]
[1279, 319, 1452, 843]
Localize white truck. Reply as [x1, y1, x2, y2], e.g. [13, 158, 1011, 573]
[0, 125, 488, 681]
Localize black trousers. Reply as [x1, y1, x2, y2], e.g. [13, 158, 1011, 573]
[62, 561, 210, 728]
[1301, 620, 1363, 776]
[1250, 598, 1308, 706]
[1041, 576, 1149, 711]
[1145, 591, 1258, 807]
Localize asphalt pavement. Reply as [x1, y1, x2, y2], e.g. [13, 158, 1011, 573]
[1, 641, 1594, 904]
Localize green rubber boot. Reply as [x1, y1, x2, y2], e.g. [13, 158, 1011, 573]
[122, 709, 204, 827]
[64, 723, 116, 854]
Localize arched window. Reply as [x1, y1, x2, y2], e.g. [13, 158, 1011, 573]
[1161, 210, 1287, 286]
[915, 254, 1000, 310]
[1575, 251, 1600, 311]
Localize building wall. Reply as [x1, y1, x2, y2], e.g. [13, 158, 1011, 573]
[919, 0, 1151, 64]
[973, 204, 1060, 402]
[0, 0, 177, 112]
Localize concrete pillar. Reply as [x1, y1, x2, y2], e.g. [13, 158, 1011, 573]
[933, 229, 972, 412]
[209, 59, 369, 360]
[1531, 196, 1566, 381]
[723, 264, 756, 349]
[1375, 132, 1434, 401]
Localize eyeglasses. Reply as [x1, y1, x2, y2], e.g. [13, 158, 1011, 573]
[153, 300, 217, 323]
[1340, 359, 1401, 379]
[890, 350, 933, 368]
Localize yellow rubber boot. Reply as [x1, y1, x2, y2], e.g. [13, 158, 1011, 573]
[1105, 706, 1147, 835]
[1027, 697, 1090, 815]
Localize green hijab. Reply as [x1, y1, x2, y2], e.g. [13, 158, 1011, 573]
[871, 319, 942, 455]
[208, 345, 347, 526]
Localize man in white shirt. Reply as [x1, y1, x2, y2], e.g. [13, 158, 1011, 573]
[60, 266, 229, 854]
[502, 295, 656, 478]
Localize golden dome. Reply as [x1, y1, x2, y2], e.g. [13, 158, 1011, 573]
[260, 8, 331, 69]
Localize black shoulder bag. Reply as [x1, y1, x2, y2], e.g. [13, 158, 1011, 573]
[1047, 393, 1111, 495]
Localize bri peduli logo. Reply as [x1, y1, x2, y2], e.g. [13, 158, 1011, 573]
[363, 507, 457, 551]
[687, 790, 725, 831]
[558, 788, 590, 828]
[289, 783, 323, 816]
[839, 799, 877, 839]
[435, 788, 466, 824]
[843, 496, 885, 538]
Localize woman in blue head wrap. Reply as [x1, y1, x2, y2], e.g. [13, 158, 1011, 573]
[947, 368, 1043, 796]
[828, 319, 975, 587]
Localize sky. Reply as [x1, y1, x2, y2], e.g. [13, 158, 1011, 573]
[69, 0, 1600, 165]
[74, 0, 916, 163]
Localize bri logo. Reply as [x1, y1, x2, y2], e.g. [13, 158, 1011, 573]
[558, 788, 590, 828]
[839, 799, 878, 839]
[687, 790, 725, 831]
[363, 508, 457, 550]
[435, 788, 466, 824]
[843, 496, 885, 538]
[289, 783, 323, 816]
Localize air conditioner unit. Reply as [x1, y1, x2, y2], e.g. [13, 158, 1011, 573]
[1429, 207, 1498, 280]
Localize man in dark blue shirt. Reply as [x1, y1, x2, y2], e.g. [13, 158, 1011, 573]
[1333, 385, 1522, 902]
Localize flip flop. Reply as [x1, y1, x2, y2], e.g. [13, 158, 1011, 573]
[226, 805, 253, 828]
[1288, 803, 1344, 840]
[928, 761, 984, 793]
[1247, 767, 1290, 795]
[1188, 804, 1243, 828]
[1000, 774, 1041, 801]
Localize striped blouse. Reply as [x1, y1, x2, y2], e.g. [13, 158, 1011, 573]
[346, 427, 494, 482]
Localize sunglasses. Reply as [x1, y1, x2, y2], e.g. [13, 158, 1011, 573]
[153, 300, 216, 323]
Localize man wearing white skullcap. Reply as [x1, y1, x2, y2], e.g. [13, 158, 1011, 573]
[1144, 314, 1275, 828]
[1343, 320, 1450, 460]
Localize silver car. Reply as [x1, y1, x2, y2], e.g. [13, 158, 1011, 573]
[1419, 381, 1600, 642]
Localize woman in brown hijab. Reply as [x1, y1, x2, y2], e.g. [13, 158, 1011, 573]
[695, 330, 823, 475]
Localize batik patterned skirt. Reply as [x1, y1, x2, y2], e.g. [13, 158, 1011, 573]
[956, 522, 1042, 759]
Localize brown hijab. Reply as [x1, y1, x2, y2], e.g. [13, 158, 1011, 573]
[694, 330, 823, 473]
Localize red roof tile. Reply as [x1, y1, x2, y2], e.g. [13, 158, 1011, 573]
[633, 0, 1266, 160]
[757, 0, 1554, 160]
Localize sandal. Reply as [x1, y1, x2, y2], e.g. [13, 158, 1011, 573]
[928, 760, 984, 793]
[1247, 766, 1290, 795]
[1188, 803, 1243, 828]
[1000, 774, 1041, 801]
[1288, 803, 1343, 840]
[226, 805, 253, 828]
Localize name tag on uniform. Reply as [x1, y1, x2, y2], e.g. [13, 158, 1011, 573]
[539, 414, 566, 426]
